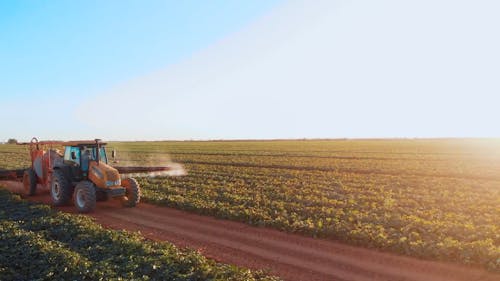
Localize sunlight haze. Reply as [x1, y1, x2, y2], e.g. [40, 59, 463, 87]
[2, 0, 499, 141]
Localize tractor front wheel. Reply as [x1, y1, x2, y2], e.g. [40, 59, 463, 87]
[51, 170, 72, 206]
[23, 169, 37, 196]
[73, 181, 96, 213]
[122, 177, 140, 207]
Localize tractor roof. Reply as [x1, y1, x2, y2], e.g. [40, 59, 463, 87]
[62, 140, 108, 146]
[18, 139, 107, 147]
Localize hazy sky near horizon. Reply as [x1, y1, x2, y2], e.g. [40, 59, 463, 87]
[2, 0, 500, 141]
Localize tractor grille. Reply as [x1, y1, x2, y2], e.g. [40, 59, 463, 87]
[106, 179, 121, 187]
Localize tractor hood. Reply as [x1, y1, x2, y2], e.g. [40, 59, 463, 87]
[88, 161, 121, 188]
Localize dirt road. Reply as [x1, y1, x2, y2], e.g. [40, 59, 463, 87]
[1, 181, 498, 281]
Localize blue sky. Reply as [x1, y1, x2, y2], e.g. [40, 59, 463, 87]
[0, 0, 280, 101]
[2, 1, 500, 141]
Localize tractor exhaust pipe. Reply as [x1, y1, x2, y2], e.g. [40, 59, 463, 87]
[95, 139, 101, 165]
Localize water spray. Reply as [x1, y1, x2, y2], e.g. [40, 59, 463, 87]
[117, 163, 187, 178]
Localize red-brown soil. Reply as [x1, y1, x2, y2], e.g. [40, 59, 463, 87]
[1, 181, 498, 281]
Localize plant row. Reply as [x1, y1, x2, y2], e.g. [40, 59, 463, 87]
[138, 163, 499, 272]
[0, 188, 279, 281]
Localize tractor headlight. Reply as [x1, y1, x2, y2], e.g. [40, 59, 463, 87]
[106, 179, 121, 187]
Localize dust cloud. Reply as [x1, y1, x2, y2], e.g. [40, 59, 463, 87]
[123, 163, 187, 179]
[110, 146, 187, 178]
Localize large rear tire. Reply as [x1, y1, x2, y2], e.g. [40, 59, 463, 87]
[122, 177, 140, 207]
[22, 169, 37, 196]
[51, 169, 72, 206]
[73, 181, 96, 213]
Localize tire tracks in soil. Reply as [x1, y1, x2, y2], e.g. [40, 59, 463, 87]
[1, 181, 498, 281]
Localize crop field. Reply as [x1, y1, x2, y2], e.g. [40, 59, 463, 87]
[0, 139, 499, 272]
[0, 189, 278, 281]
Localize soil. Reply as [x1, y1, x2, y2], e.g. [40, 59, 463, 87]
[1, 181, 498, 281]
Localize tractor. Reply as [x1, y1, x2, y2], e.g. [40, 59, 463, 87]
[22, 137, 140, 213]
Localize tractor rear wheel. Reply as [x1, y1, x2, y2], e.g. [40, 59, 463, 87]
[23, 169, 37, 196]
[51, 170, 72, 206]
[122, 177, 140, 207]
[73, 181, 96, 213]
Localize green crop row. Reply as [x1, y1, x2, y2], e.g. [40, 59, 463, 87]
[1, 140, 499, 272]
[109, 140, 500, 272]
[0, 188, 279, 281]
[138, 164, 500, 272]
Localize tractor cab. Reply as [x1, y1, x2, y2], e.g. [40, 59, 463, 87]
[61, 140, 110, 181]
[63, 144, 108, 174]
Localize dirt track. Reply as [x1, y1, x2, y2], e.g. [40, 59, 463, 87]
[1, 181, 498, 281]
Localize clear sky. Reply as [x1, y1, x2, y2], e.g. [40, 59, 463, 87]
[1, 0, 500, 141]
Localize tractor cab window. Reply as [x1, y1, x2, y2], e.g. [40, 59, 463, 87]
[80, 147, 107, 171]
[81, 148, 93, 171]
[64, 146, 81, 166]
[99, 147, 108, 164]
[88, 147, 108, 164]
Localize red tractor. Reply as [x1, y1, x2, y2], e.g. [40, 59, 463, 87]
[0, 138, 170, 212]
[22, 137, 140, 213]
